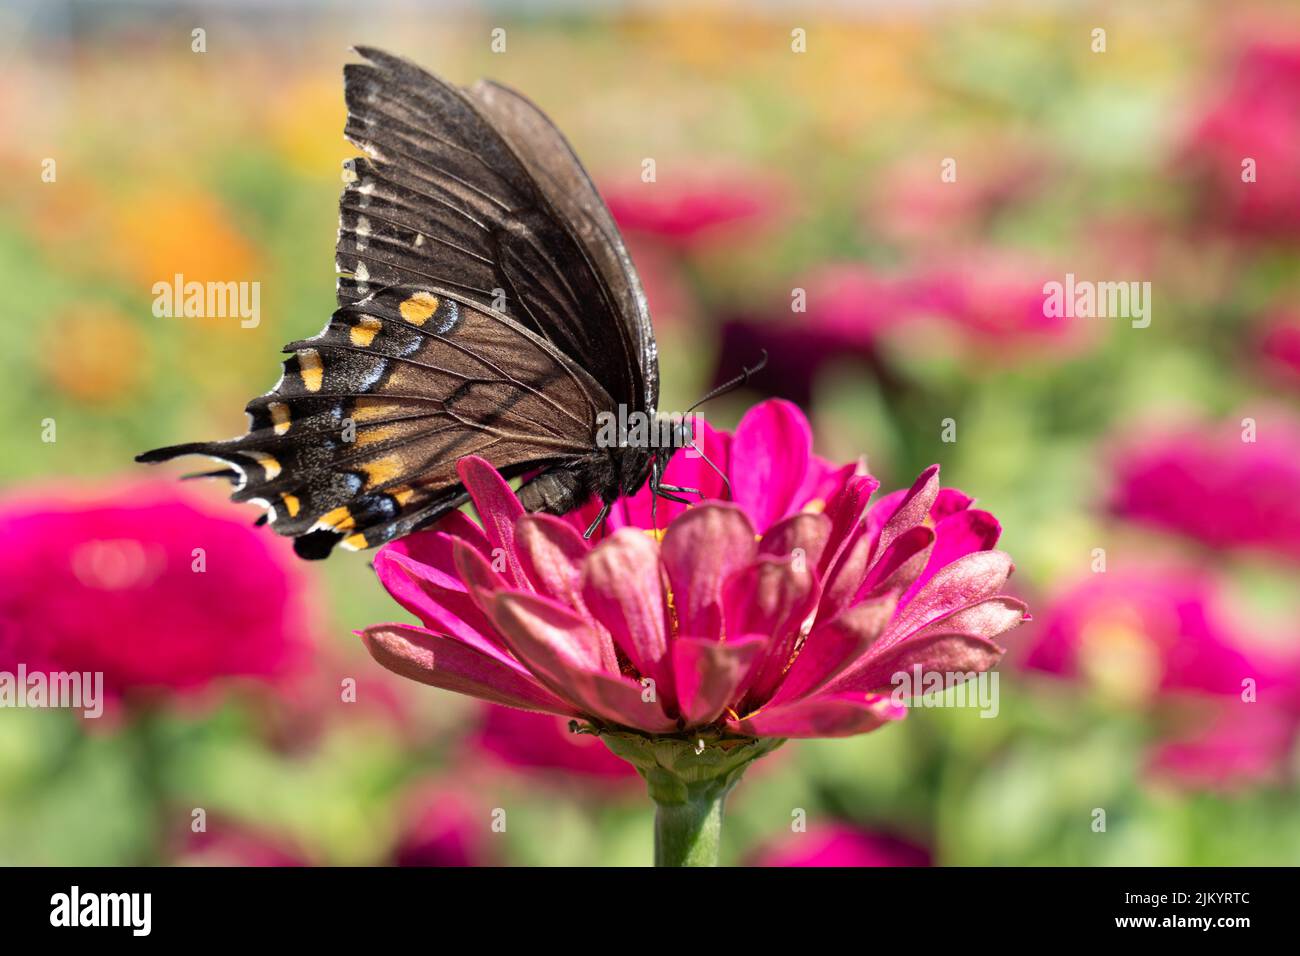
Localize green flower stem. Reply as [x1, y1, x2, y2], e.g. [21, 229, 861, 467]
[651, 774, 733, 867]
[585, 725, 785, 867]
[126, 704, 168, 866]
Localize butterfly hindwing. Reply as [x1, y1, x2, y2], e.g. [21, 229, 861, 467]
[138, 286, 609, 558]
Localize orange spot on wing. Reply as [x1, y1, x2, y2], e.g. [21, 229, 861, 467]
[356, 424, 399, 446]
[269, 402, 291, 435]
[350, 315, 382, 347]
[350, 398, 398, 422]
[316, 506, 355, 532]
[253, 453, 281, 480]
[360, 455, 402, 490]
[399, 292, 440, 326]
[298, 349, 323, 392]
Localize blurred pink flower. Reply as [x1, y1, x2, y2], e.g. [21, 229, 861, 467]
[476, 705, 638, 781]
[1023, 567, 1299, 788]
[753, 823, 931, 867]
[1257, 308, 1300, 388]
[623, 234, 694, 328]
[362, 400, 1026, 740]
[0, 482, 310, 703]
[1184, 40, 1300, 238]
[602, 171, 783, 249]
[173, 817, 309, 867]
[392, 786, 494, 867]
[709, 256, 1088, 407]
[902, 254, 1081, 352]
[868, 149, 1047, 247]
[709, 266, 900, 406]
[1023, 568, 1265, 697]
[1110, 416, 1300, 563]
[1150, 698, 1299, 791]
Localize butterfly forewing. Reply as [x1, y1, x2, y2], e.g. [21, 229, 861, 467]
[465, 78, 658, 413]
[337, 46, 652, 414]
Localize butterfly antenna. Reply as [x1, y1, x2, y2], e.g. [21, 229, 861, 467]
[685, 350, 768, 414]
[688, 440, 732, 498]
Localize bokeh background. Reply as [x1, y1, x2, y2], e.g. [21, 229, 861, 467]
[2, 0, 1300, 865]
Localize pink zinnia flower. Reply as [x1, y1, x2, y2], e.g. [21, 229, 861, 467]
[0, 482, 310, 704]
[902, 253, 1083, 354]
[1110, 415, 1300, 563]
[752, 823, 931, 868]
[1150, 700, 1299, 791]
[362, 400, 1026, 741]
[867, 147, 1048, 248]
[711, 255, 1091, 409]
[360, 400, 1026, 864]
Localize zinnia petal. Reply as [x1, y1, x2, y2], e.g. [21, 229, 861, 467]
[872, 465, 940, 556]
[901, 508, 1001, 605]
[490, 593, 675, 732]
[857, 525, 934, 601]
[732, 691, 906, 738]
[724, 557, 821, 707]
[514, 514, 591, 609]
[730, 399, 813, 529]
[581, 528, 674, 708]
[490, 589, 620, 680]
[673, 634, 766, 725]
[819, 469, 881, 574]
[457, 456, 528, 588]
[907, 595, 1029, 644]
[361, 623, 574, 715]
[660, 503, 757, 640]
[825, 631, 1006, 695]
[376, 549, 512, 662]
[767, 595, 899, 707]
[885, 549, 1015, 641]
[759, 512, 831, 570]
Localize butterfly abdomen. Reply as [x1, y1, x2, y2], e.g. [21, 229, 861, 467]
[519, 454, 618, 515]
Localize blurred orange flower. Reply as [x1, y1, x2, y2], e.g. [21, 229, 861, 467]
[41, 303, 148, 404]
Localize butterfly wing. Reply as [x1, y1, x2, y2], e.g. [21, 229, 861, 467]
[137, 286, 608, 558]
[336, 46, 655, 415]
[465, 78, 658, 413]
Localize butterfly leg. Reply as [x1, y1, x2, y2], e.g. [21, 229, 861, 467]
[656, 483, 703, 498]
[583, 502, 612, 540]
[655, 490, 692, 505]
